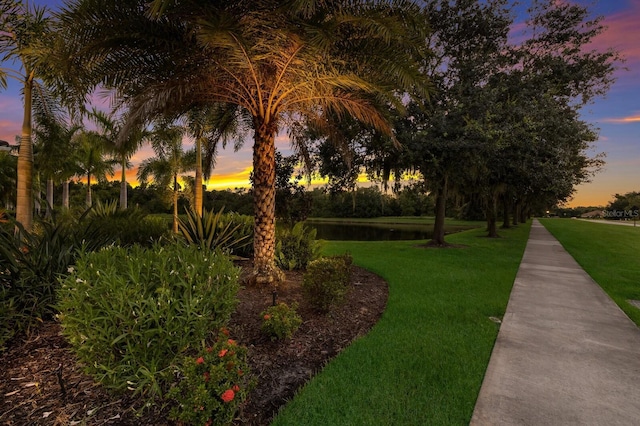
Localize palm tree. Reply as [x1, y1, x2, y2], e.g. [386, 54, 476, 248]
[58, 0, 430, 283]
[137, 124, 190, 233]
[185, 104, 244, 216]
[89, 109, 149, 210]
[33, 104, 82, 215]
[73, 130, 116, 207]
[0, 1, 55, 230]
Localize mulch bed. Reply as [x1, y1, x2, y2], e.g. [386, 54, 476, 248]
[0, 265, 388, 425]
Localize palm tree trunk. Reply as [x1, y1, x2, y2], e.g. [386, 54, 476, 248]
[251, 119, 283, 285]
[34, 178, 42, 217]
[173, 173, 179, 234]
[120, 157, 127, 210]
[46, 178, 54, 218]
[16, 73, 34, 230]
[194, 137, 203, 216]
[86, 172, 92, 208]
[62, 180, 70, 209]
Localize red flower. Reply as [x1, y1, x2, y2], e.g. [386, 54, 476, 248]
[233, 384, 240, 392]
[196, 357, 205, 365]
[203, 371, 210, 382]
[227, 339, 236, 345]
[219, 349, 228, 357]
[221, 389, 235, 403]
[263, 314, 271, 320]
[237, 369, 244, 376]
[220, 328, 230, 336]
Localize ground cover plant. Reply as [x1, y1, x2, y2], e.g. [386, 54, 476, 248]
[272, 222, 531, 425]
[539, 219, 640, 325]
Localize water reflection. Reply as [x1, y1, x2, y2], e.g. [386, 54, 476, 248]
[307, 222, 476, 241]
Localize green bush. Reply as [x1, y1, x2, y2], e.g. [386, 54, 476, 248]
[275, 222, 323, 271]
[302, 255, 353, 312]
[179, 207, 252, 256]
[0, 216, 110, 351]
[168, 330, 254, 426]
[88, 201, 169, 246]
[57, 242, 240, 400]
[261, 303, 303, 341]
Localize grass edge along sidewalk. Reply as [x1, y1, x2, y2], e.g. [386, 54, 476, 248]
[539, 218, 640, 326]
[272, 222, 531, 425]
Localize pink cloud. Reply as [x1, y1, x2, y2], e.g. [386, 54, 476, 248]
[590, 1, 640, 65]
[601, 113, 640, 123]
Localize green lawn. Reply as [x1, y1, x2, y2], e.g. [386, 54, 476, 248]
[305, 216, 482, 227]
[540, 219, 640, 326]
[272, 222, 531, 425]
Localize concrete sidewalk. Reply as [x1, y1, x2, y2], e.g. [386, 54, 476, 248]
[471, 219, 640, 425]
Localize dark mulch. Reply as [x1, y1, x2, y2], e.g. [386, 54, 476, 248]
[0, 265, 388, 426]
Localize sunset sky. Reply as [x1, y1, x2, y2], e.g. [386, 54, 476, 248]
[1, 0, 638, 207]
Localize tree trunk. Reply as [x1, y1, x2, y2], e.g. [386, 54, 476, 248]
[251, 118, 283, 285]
[486, 192, 499, 238]
[194, 137, 203, 216]
[16, 73, 34, 230]
[512, 201, 520, 226]
[430, 174, 448, 246]
[34, 180, 41, 217]
[86, 172, 92, 208]
[46, 178, 54, 218]
[120, 157, 127, 210]
[62, 180, 70, 209]
[172, 173, 179, 234]
[501, 195, 510, 229]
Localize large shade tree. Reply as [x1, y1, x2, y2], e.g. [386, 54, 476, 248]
[57, 0, 430, 283]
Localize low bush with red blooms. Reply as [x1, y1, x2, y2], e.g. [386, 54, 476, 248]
[260, 302, 303, 341]
[167, 328, 254, 426]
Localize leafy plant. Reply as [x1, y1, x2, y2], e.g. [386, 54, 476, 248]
[261, 303, 303, 341]
[0, 215, 111, 351]
[88, 200, 169, 246]
[302, 255, 353, 312]
[178, 207, 251, 256]
[275, 222, 323, 271]
[168, 330, 254, 426]
[57, 242, 240, 401]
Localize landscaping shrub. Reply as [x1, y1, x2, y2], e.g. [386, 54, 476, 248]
[57, 242, 240, 400]
[0, 216, 110, 351]
[179, 207, 252, 256]
[302, 254, 353, 312]
[168, 330, 254, 426]
[261, 303, 303, 341]
[275, 222, 323, 271]
[88, 200, 169, 246]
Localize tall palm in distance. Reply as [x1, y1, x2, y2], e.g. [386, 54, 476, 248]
[33, 100, 82, 214]
[57, 0, 431, 283]
[185, 104, 245, 216]
[137, 124, 191, 234]
[73, 130, 116, 208]
[89, 108, 150, 210]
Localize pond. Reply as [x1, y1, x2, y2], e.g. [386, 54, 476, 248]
[306, 221, 477, 241]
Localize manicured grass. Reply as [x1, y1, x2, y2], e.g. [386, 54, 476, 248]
[272, 222, 531, 425]
[306, 216, 482, 227]
[539, 219, 640, 326]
